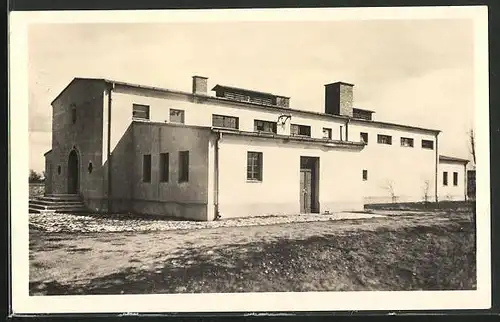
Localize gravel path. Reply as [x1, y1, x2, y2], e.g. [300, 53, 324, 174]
[29, 211, 385, 233]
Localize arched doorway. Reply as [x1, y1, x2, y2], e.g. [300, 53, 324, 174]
[67, 149, 79, 194]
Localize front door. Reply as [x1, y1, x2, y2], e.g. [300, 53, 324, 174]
[300, 168, 312, 213]
[67, 150, 79, 194]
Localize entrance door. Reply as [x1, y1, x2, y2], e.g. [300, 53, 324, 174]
[300, 168, 312, 213]
[67, 150, 79, 194]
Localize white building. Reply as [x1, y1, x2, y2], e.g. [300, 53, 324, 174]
[41, 75, 469, 220]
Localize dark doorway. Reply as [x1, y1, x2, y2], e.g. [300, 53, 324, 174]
[67, 149, 79, 194]
[300, 156, 319, 213]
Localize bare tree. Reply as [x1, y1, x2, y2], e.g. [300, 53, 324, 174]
[422, 180, 430, 203]
[383, 180, 397, 203]
[468, 128, 476, 166]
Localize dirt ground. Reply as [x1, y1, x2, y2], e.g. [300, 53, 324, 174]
[29, 208, 476, 295]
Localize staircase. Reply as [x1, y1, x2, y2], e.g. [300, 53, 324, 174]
[29, 194, 88, 214]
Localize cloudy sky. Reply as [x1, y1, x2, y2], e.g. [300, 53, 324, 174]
[28, 20, 474, 173]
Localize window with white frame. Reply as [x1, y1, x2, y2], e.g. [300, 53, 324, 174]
[377, 134, 392, 145]
[133, 104, 150, 120]
[400, 137, 414, 147]
[247, 151, 263, 181]
[212, 114, 239, 129]
[322, 128, 332, 139]
[291, 124, 311, 137]
[170, 109, 185, 124]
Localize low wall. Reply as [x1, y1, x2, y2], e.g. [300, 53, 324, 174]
[29, 183, 45, 198]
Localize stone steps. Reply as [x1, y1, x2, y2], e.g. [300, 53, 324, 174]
[29, 194, 88, 214]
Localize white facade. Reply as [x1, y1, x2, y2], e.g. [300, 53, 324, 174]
[438, 157, 468, 201]
[47, 76, 469, 220]
[107, 79, 441, 208]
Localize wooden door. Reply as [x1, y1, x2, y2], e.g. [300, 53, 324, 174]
[67, 150, 79, 194]
[300, 169, 312, 213]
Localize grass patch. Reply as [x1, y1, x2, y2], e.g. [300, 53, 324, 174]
[365, 200, 475, 212]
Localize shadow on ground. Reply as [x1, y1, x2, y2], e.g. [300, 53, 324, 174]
[30, 219, 476, 295]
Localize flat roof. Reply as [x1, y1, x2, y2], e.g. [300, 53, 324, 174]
[52, 77, 441, 134]
[439, 155, 470, 164]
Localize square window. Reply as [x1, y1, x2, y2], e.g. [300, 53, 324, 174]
[133, 104, 150, 120]
[170, 109, 185, 124]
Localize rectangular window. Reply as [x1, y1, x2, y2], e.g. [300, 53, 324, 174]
[443, 171, 448, 186]
[133, 104, 150, 120]
[422, 140, 434, 150]
[71, 105, 77, 124]
[377, 134, 392, 145]
[160, 153, 169, 182]
[362, 170, 368, 181]
[254, 120, 277, 133]
[453, 172, 458, 186]
[340, 126, 344, 141]
[178, 151, 189, 183]
[170, 109, 185, 124]
[322, 128, 332, 139]
[360, 132, 368, 144]
[247, 151, 263, 181]
[142, 154, 151, 183]
[212, 114, 239, 129]
[400, 137, 414, 147]
[290, 124, 311, 137]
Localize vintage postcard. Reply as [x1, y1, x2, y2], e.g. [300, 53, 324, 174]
[9, 6, 490, 314]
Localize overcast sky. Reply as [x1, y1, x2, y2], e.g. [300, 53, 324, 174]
[28, 20, 474, 173]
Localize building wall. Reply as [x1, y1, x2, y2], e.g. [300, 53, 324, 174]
[348, 122, 437, 203]
[44, 151, 52, 195]
[109, 86, 347, 140]
[438, 161, 467, 201]
[129, 122, 212, 220]
[50, 79, 106, 202]
[214, 134, 365, 219]
[107, 85, 440, 207]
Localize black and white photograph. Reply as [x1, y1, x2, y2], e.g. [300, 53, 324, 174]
[10, 6, 490, 314]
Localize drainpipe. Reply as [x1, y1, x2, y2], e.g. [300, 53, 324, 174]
[464, 163, 467, 201]
[434, 132, 439, 203]
[107, 83, 114, 215]
[214, 132, 221, 220]
[345, 118, 350, 141]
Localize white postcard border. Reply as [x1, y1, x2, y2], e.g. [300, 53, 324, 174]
[9, 6, 490, 314]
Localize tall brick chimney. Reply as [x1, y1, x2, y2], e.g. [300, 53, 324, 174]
[324, 81, 354, 117]
[192, 76, 208, 95]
